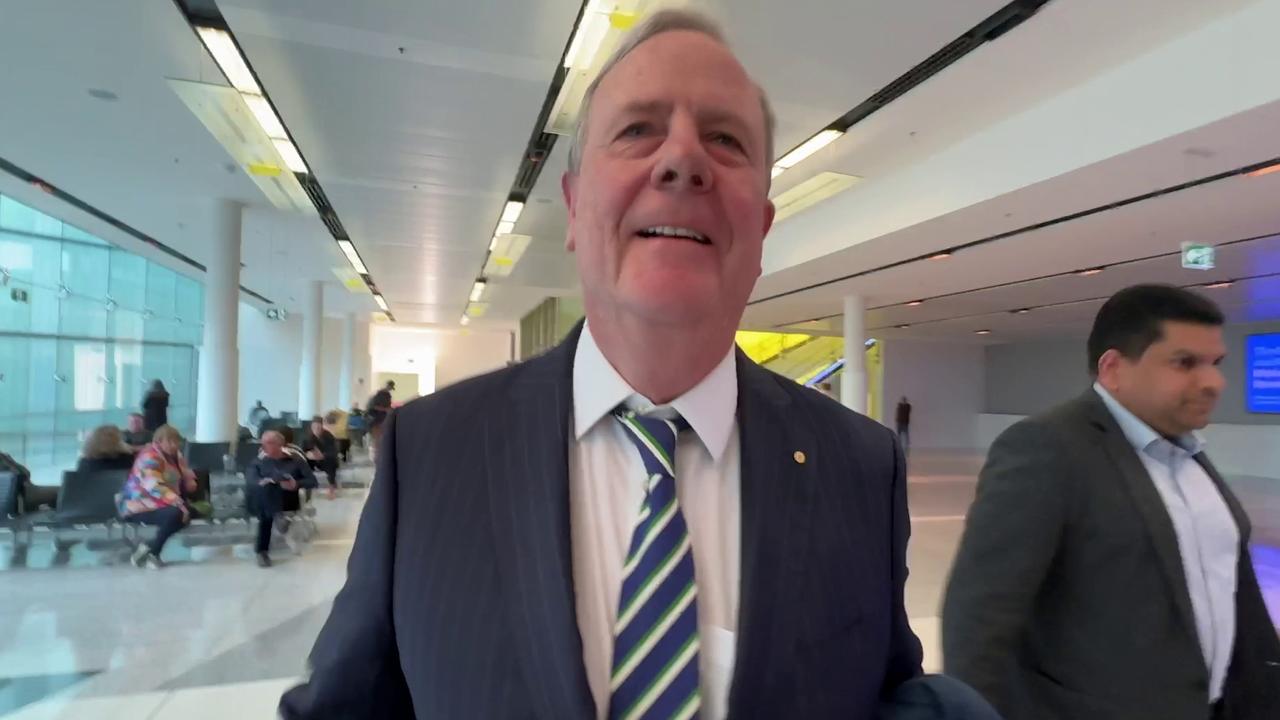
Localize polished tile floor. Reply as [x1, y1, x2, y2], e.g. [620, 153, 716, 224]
[1, 450, 1276, 718]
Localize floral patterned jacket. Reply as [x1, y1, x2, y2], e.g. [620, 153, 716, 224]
[117, 443, 193, 517]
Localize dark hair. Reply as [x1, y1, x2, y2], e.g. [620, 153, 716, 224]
[1086, 284, 1224, 376]
[311, 415, 324, 425]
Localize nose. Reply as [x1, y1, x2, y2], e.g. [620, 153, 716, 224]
[1201, 365, 1226, 396]
[650, 113, 713, 193]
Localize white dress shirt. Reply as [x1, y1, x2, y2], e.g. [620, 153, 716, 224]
[1094, 384, 1239, 701]
[570, 323, 741, 720]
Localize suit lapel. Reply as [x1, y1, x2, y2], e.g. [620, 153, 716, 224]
[486, 325, 594, 720]
[1082, 391, 1199, 639]
[1193, 453, 1252, 542]
[727, 353, 810, 716]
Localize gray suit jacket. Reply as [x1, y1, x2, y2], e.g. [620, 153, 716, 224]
[281, 323, 922, 718]
[942, 390, 1280, 720]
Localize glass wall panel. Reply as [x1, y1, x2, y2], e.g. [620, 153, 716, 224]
[0, 193, 205, 483]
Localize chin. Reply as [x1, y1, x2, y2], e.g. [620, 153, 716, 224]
[621, 270, 720, 312]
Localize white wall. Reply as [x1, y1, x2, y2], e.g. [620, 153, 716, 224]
[370, 325, 512, 398]
[237, 301, 302, 422]
[880, 339, 985, 450]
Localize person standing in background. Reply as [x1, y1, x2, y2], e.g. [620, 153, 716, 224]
[942, 284, 1280, 719]
[365, 380, 394, 461]
[141, 380, 169, 432]
[248, 400, 271, 436]
[896, 396, 912, 452]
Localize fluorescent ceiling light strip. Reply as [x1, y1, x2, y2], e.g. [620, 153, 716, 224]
[470, 280, 487, 303]
[196, 27, 260, 95]
[774, 129, 844, 170]
[563, 2, 610, 69]
[496, 220, 515, 236]
[460, 314, 471, 325]
[242, 93, 286, 139]
[501, 201, 524, 224]
[337, 240, 368, 274]
[374, 294, 389, 312]
[272, 139, 308, 174]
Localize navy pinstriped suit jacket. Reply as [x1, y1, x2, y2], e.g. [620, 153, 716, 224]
[280, 323, 922, 719]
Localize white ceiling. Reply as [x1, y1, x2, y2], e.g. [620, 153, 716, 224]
[5, 0, 1279, 340]
[741, 0, 1280, 344]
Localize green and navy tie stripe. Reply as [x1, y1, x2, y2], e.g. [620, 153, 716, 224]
[608, 409, 700, 720]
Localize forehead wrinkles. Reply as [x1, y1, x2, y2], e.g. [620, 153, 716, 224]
[587, 34, 766, 154]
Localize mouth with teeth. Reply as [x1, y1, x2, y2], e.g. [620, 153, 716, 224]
[636, 226, 712, 245]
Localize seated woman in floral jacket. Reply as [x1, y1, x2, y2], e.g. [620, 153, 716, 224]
[117, 424, 198, 570]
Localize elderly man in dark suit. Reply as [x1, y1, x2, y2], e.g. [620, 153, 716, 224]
[943, 284, 1280, 720]
[281, 9, 938, 719]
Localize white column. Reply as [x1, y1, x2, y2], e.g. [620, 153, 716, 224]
[355, 318, 373, 407]
[338, 313, 355, 408]
[841, 294, 867, 414]
[298, 281, 323, 419]
[196, 201, 242, 442]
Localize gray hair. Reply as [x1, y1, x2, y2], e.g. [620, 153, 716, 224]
[566, 8, 776, 177]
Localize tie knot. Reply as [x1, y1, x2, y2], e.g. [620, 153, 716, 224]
[613, 408, 687, 478]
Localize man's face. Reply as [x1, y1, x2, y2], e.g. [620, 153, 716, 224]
[261, 434, 285, 458]
[127, 415, 143, 432]
[312, 421, 324, 436]
[1102, 321, 1226, 436]
[563, 30, 774, 329]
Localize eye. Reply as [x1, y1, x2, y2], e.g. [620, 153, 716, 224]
[1175, 356, 1197, 371]
[709, 131, 744, 151]
[618, 122, 652, 139]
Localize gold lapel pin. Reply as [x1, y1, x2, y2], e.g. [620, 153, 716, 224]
[793, 450, 806, 464]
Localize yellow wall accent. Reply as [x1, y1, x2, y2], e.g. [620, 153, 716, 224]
[734, 331, 812, 364]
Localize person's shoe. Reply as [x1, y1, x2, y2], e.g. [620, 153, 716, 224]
[257, 552, 272, 568]
[327, 487, 337, 500]
[143, 553, 165, 570]
[130, 544, 150, 568]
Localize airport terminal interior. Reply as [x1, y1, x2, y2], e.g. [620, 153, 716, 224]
[2, 0, 1279, 717]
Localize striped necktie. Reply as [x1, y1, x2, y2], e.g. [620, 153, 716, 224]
[608, 409, 700, 720]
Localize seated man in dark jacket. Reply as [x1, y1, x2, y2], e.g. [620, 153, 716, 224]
[246, 430, 314, 568]
[300, 416, 340, 499]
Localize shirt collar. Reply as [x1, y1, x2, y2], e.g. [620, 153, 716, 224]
[1093, 383, 1205, 456]
[573, 321, 738, 461]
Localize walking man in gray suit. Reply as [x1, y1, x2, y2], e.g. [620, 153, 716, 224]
[943, 284, 1280, 720]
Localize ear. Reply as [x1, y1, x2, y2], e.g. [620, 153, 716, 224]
[561, 171, 578, 252]
[1096, 348, 1124, 390]
[761, 199, 776, 237]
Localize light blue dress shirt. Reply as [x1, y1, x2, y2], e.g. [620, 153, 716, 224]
[1093, 384, 1239, 701]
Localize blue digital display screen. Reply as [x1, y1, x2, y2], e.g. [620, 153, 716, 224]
[1245, 333, 1280, 413]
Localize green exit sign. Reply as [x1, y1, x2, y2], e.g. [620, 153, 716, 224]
[1182, 243, 1215, 271]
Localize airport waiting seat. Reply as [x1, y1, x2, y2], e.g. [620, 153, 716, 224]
[1, 470, 20, 520]
[235, 441, 262, 474]
[185, 442, 230, 474]
[53, 469, 127, 525]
